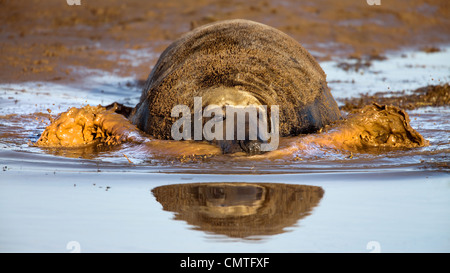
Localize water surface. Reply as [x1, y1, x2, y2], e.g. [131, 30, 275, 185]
[0, 47, 449, 252]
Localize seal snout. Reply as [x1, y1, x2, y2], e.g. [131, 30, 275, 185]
[200, 87, 275, 154]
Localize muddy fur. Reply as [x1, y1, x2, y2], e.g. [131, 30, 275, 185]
[130, 19, 342, 140]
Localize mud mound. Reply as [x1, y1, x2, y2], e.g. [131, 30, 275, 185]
[36, 105, 144, 147]
[338, 103, 428, 149]
[340, 84, 450, 112]
[264, 103, 428, 159]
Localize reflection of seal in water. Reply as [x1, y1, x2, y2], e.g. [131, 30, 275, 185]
[129, 19, 342, 153]
[152, 182, 324, 239]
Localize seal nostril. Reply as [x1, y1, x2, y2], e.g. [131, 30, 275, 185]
[239, 140, 263, 155]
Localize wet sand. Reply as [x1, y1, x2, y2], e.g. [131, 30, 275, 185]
[1, 0, 449, 253]
[340, 83, 450, 111]
[1, 0, 449, 84]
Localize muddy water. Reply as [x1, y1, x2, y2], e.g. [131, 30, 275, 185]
[1, 47, 449, 252]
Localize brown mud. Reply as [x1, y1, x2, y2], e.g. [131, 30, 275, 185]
[339, 83, 450, 111]
[1, 1, 450, 254]
[36, 104, 143, 147]
[35, 104, 223, 157]
[1, 0, 448, 163]
[335, 52, 387, 72]
[34, 101, 429, 158]
[1, 0, 449, 84]
[263, 103, 429, 160]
